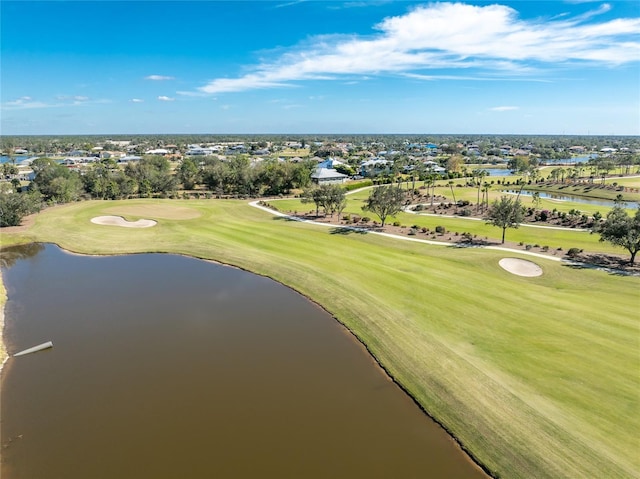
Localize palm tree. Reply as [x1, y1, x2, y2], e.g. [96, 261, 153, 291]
[424, 175, 434, 207]
[482, 182, 492, 212]
[448, 180, 457, 210]
[558, 168, 567, 183]
[472, 169, 487, 213]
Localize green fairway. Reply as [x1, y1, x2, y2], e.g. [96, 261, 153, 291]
[1, 198, 638, 479]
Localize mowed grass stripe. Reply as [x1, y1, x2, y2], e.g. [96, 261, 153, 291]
[1, 198, 638, 479]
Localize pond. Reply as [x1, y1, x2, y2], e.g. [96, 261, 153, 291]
[1, 244, 486, 479]
[478, 168, 514, 177]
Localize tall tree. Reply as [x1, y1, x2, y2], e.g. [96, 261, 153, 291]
[362, 185, 405, 226]
[597, 206, 640, 264]
[472, 169, 487, 213]
[486, 196, 525, 244]
[448, 180, 457, 209]
[178, 157, 200, 190]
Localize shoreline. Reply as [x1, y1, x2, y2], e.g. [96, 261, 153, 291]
[1, 271, 8, 369]
[0, 271, 8, 466]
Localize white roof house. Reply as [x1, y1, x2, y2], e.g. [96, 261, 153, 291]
[311, 167, 348, 184]
[359, 158, 391, 177]
[423, 160, 446, 173]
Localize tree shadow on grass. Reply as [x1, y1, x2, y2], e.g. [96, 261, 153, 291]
[329, 226, 368, 235]
[562, 256, 640, 277]
[272, 216, 303, 223]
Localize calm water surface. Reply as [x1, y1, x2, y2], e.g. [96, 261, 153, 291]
[1, 244, 485, 479]
[504, 190, 639, 209]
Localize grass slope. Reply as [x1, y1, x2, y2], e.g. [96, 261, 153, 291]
[1, 199, 638, 479]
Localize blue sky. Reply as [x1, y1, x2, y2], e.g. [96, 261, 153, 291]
[1, 0, 639, 135]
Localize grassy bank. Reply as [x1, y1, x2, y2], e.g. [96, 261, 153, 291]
[1, 199, 638, 479]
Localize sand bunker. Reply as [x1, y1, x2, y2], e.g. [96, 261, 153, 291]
[499, 258, 543, 277]
[91, 216, 157, 228]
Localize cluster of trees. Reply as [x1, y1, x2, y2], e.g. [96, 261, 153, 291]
[0, 186, 41, 227]
[301, 184, 347, 217]
[0, 155, 316, 226]
[197, 156, 314, 196]
[301, 183, 406, 227]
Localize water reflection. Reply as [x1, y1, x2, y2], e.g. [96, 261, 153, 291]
[0, 243, 45, 268]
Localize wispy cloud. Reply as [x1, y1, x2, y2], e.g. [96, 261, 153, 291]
[273, 0, 306, 8]
[196, 2, 639, 95]
[2, 95, 100, 110]
[56, 95, 90, 104]
[5, 96, 33, 105]
[131, 98, 144, 103]
[327, 1, 394, 10]
[402, 73, 552, 83]
[158, 96, 175, 102]
[490, 106, 519, 111]
[146, 75, 175, 81]
[2, 97, 57, 110]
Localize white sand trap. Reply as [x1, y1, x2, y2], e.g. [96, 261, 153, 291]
[499, 258, 543, 277]
[91, 216, 157, 228]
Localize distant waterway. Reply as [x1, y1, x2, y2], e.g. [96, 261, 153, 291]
[541, 154, 597, 165]
[505, 190, 638, 209]
[1, 244, 486, 479]
[0, 156, 33, 164]
[478, 168, 514, 177]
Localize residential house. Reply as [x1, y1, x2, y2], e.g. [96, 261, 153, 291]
[311, 167, 348, 185]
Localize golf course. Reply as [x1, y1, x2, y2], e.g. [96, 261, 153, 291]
[1, 197, 638, 479]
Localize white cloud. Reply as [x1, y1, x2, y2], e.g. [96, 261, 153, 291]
[131, 98, 144, 103]
[5, 96, 33, 105]
[158, 96, 175, 102]
[273, 0, 306, 8]
[490, 106, 519, 111]
[145, 75, 175, 81]
[55, 95, 90, 103]
[196, 2, 640, 94]
[2, 98, 57, 110]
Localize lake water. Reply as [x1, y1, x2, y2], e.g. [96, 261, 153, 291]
[0, 156, 34, 165]
[1, 244, 486, 479]
[505, 190, 639, 209]
[478, 168, 514, 177]
[541, 154, 597, 165]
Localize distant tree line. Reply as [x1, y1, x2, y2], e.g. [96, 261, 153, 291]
[0, 155, 316, 226]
